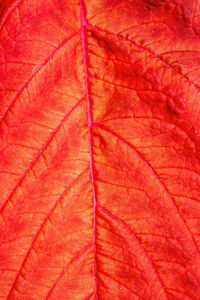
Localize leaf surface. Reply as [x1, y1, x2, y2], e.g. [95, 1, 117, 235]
[1, 0, 200, 299]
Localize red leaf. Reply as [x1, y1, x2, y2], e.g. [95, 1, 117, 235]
[1, 0, 200, 299]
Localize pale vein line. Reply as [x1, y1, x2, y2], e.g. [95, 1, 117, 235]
[0, 0, 24, 30]
[94, 123, 200, 258]
[98, 114, 198, 154]
[87, 24, 200, 92]
[99, 270, 140, 297]
[45, 242, 93, 299]
[6, 168, 89, 299]
[0, 96, 85, 214]
[155, 165, 200, 178]
[98, 204, 168, 299]
[0, 30, 80, 125]
[84, 291, 95, 300]
[80, 1, 98, 298]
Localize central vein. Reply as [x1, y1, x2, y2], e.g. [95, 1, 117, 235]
[80, 1, 98, 298]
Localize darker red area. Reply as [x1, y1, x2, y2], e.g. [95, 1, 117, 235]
[0, 0, 15, 20]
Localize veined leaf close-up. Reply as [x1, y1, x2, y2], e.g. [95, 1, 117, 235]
[1, 0, 200, 299]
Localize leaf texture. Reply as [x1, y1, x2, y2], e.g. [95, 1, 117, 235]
[1, 0, 200, 299]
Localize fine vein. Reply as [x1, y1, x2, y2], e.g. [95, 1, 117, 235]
[98, 204, 168, 299]
[0, 96, 85, 214]
[0, 31, 79, 125]
[6, 169, 88, 299]
[45, 242, 93, 299]
[95, 123, 200, 258]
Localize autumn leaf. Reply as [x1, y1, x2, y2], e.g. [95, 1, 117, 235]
[1, 0, 200, 299]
